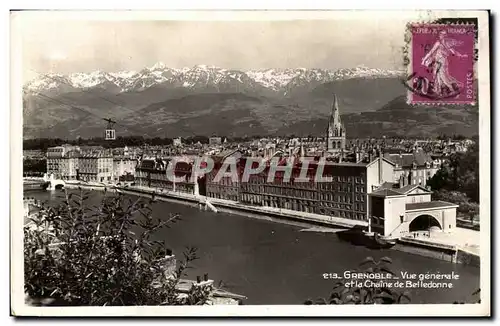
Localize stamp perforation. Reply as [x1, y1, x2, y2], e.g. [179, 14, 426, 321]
[405, 21, 477, 106]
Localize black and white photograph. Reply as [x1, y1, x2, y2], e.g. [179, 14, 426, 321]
[10, 10, 491, 317]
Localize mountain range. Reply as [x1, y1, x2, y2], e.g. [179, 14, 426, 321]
[22, 63, 478, 139]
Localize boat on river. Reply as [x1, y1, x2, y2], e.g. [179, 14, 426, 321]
[336, 214, 398, 249]
[336, 226, 397, 249]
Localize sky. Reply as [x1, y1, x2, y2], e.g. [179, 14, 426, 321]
[15, 11, 440, 82]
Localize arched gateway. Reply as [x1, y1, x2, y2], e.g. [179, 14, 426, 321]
[408, 214, 442, 232]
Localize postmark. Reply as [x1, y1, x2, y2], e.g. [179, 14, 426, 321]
[404, 23, 476, 105]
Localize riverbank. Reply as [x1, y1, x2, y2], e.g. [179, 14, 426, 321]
[22, 187, 481, 304]
[64, 182, 367, 229]
[48, 181, 480, 265]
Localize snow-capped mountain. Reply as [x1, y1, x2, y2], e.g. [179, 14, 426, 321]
[24, 63, 404, 95]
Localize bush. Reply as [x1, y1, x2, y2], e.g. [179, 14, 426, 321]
[24, 189, 212, 306]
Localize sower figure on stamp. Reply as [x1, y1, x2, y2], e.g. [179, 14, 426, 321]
[421, 30, 468, 97]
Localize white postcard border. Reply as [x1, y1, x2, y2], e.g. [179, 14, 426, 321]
[10, 9, 491, 317]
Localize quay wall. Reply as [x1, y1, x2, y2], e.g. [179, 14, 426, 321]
[396, 237, 480, 266]
[30, 181, 480, 265]
[117, 186, 360, 230]
[456, 248, 481, 267]
[395, 238, 457, 263]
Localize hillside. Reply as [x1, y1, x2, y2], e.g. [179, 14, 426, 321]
[22, 64, 478, 139]
[276, 96, 479, 138]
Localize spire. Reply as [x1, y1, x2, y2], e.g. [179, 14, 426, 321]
[332, 94, 340, 125]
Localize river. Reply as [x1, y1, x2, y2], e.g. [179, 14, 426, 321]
[25, 189, 480, 305]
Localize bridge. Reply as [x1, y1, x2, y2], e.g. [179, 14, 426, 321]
[42, 173, 66, 190]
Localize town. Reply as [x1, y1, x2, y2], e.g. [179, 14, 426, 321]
[23, 95, 479, 246]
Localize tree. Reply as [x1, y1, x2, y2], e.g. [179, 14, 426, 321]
[427, 139, 479, 203]
[433, 190, 479, 222]
[23, 159, 47, 175]
[24, 189, 212, 306]
[427, 166, 450, 191]
[304, 257, 411, 305]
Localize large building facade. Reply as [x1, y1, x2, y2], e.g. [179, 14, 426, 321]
[78, 153, 113, 183]
[46, 145, 80, 179]
[46, 145, 115, 183]
[135, 158, 196, 194]
[238, 156, 394, 221]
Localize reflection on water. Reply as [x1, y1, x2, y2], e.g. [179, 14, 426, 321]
[27, 189, 480, 305]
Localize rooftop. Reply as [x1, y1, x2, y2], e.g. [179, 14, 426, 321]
[370, 188, 406, 197]
[406, 201, 459, 211]
[384, 150, 433, 168]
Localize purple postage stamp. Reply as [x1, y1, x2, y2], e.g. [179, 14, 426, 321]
[405, 23, 476, 105]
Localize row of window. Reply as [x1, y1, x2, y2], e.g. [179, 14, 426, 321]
[207, 193, 238, 201]
[241, 185, 366, 202]
[246, 175, 365, 185]
[135, 172, 191, 181]
[319, 201, 366, 211]
[239, 195, 366, 221]
[208, 176, 237, 186]
[238, 188, 367, 206]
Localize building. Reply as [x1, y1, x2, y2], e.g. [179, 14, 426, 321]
[46, 145, 80, 178]
[239, 155, 394, 221]
[384, 149, 441, 187]
[113, 157, 138, 182]
[77, 152, 113, 183]
[326, 95, 346, 153]
[135, 158, 197, 194]
[46, 145, 117, 183]
[369, 182, 458, 237]
[59, 150, 80, 180]
[209, 136, 222, 146]
[205, 150, 244, 201]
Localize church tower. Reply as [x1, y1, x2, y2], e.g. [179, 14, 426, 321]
[326, 94, 346, 152]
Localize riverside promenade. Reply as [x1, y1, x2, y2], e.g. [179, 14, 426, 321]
[56, 180, 480, 264]
[123, 185, 367, 230]
[60, 180, 367, 229]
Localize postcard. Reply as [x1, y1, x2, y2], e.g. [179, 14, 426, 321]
[10, 10, 490, 317]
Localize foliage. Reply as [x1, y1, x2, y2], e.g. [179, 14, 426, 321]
[23, 136, 217, 150]
[432, 190, 479, 222]
[305, 257, 411, 305]
[24, 189, 212, 306]
[427, 138, 479, 203]
[23, 158, 47, 174]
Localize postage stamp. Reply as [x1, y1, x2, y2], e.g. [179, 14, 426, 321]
[405, 23, 476, 105]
